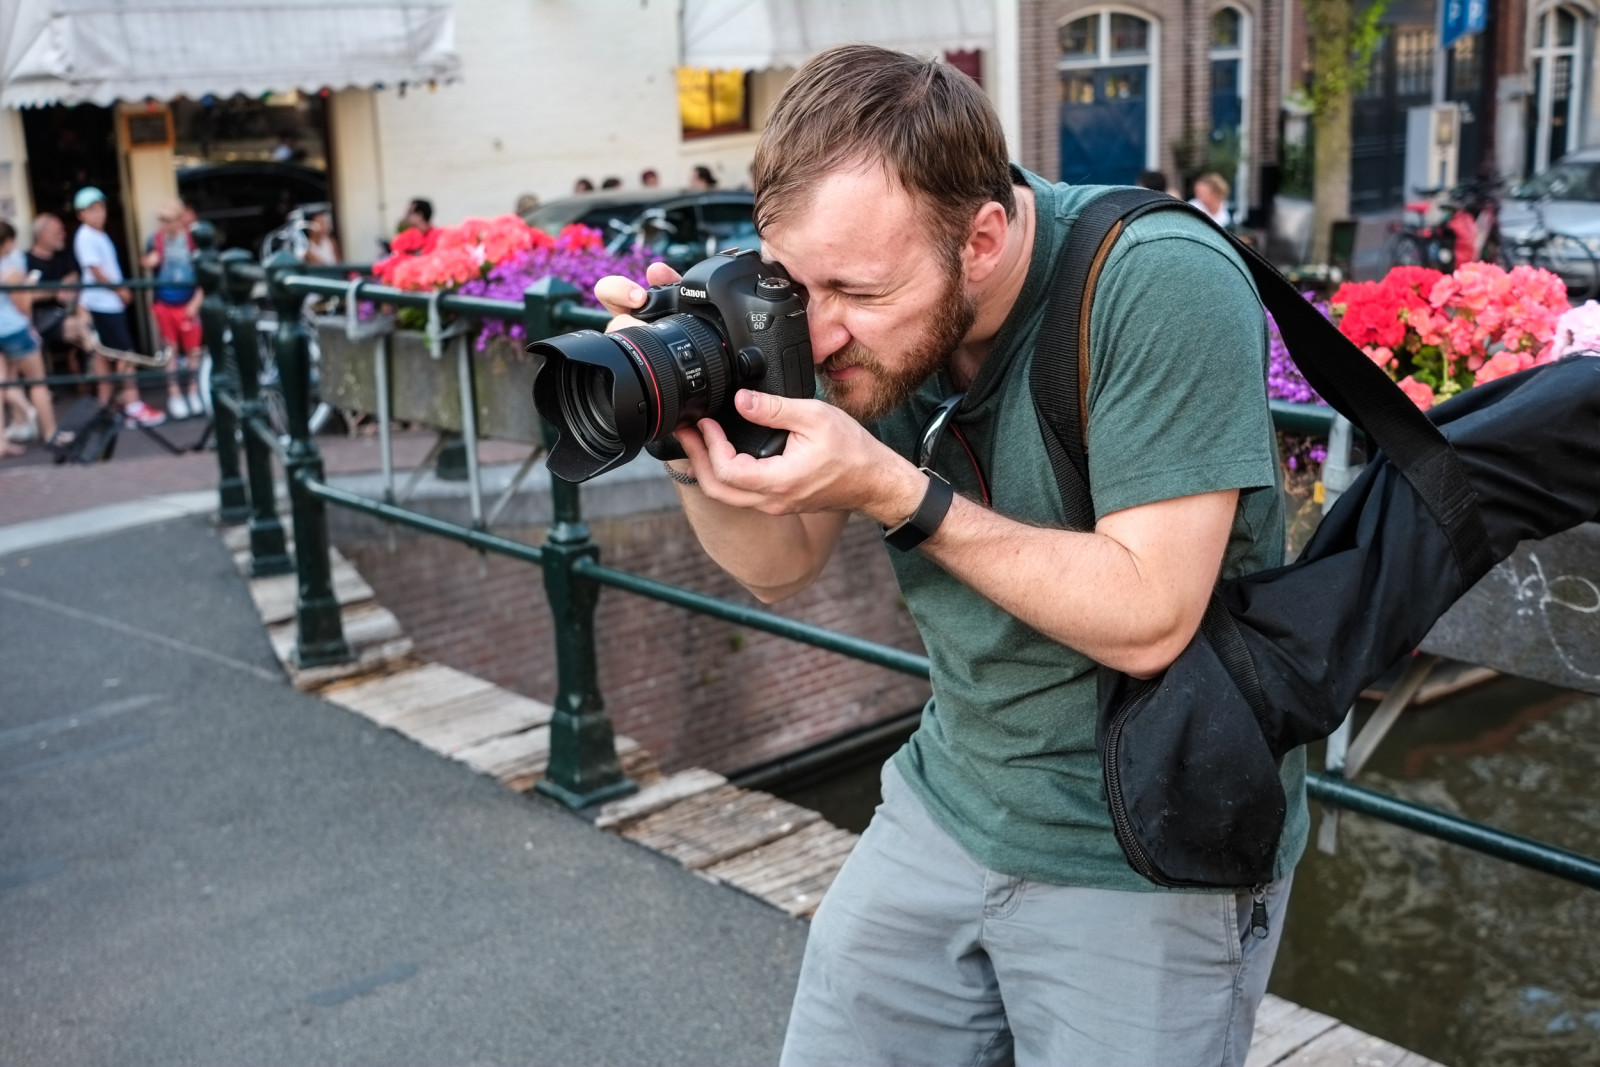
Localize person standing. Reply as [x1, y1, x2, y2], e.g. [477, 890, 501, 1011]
[73, 187, 164, 427]
[1189, 172, 1234, 227]
[25, 212, 95, 377]
[302, 204, 340, 266]
[141, 198, 203, 420]
[0, 220, 56, 453]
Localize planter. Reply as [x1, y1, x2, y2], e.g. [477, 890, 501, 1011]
[316, 320, 544, 444]
[1420, 522, 1600, 696]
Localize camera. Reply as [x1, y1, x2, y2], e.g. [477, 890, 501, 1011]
[529, 249, 815, 483]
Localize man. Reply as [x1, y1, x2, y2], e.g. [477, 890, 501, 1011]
[599, 46, 1305, 1066]
[24, 212, 96, 376]
[141, 198, 203, 420]
[73, 186, 164, 427]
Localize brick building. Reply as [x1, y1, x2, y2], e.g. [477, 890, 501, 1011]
[1015, 0, 1286, 220]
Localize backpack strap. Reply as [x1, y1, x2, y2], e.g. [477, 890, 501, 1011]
[1033, 187, 1495, 585]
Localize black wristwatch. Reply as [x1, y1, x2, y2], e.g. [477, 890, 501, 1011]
[883, 468, 954, 552]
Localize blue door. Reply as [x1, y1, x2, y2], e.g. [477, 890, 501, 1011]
[1059, 66, 1147, 185]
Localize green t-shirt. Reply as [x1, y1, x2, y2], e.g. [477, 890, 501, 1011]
[877, 169, 1309, 891]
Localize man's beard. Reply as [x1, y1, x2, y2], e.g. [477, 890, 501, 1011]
[818, 266, 978, 424]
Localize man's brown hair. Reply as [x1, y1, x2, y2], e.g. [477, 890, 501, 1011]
[752, 45, 1015, 268]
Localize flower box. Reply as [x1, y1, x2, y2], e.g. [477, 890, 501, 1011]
[315, 321, 545, 444]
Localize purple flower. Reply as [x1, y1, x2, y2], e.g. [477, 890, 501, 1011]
[1265, 295, 1330, 406]
[459, 240, 652, 350]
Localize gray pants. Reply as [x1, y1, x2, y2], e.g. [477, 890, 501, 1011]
[781, 763, 1292, 1067]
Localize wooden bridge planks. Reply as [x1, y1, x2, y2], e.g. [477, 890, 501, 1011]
[620, 785, 822, 870]
[1246, 995, 1445, 1067]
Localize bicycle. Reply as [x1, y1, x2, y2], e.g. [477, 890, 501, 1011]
[1384, 177, 1501, 272]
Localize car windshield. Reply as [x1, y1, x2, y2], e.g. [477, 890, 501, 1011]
[1514, 162, 1600, 201]
[526, 199, 653, 237]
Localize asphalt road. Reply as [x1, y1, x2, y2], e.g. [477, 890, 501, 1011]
[0, 515, 806, 1067]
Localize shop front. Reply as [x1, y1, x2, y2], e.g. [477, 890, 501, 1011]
[1, 0, 459, 347]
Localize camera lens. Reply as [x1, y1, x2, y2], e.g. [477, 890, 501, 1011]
[556, 361, 621, 456]
[530, 314, 729, 482]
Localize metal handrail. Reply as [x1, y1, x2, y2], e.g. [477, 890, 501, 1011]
[202, 252, 1600, 893]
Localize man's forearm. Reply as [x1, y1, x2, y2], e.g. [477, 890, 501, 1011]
[919, 490, 1236, 677]
[673, 477, 847, 603]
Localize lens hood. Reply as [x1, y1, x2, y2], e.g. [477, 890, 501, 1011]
[530, 329, 653, 481]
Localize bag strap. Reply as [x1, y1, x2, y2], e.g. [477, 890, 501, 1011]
[1032, 186, 1495, 584]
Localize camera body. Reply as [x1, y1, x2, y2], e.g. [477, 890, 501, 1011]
[530, 248, 815, 482]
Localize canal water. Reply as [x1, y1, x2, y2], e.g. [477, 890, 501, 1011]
[771, 673, 1600, 1067]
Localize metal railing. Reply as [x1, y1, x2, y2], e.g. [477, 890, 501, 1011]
[191, 242, 1600, 893]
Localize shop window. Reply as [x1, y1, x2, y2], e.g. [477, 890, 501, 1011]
[678, 68, 751, 139]
[1060, 16, 1099, 57]
[170, 91, 328, 170]
[1110, 13, 1150, 55]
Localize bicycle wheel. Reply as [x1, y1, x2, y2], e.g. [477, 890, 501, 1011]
[1385, 232, 1425, 270]
[1532, 232, 1600, 301]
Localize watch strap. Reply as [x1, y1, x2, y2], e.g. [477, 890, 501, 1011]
[883, 469, 954, 552]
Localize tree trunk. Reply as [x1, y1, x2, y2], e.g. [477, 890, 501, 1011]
[1306, 0, 1356, 263]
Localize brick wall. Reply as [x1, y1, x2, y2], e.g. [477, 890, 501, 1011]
[340, 509, 930, 776]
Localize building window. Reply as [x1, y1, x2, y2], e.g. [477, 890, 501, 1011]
[678, 68, 751, 139]
[1057, 9, 1159, 184]
[1395, 28, 1436, 97]
[1529, 6, 1587, 173]
[1209, 6, 1249, 211]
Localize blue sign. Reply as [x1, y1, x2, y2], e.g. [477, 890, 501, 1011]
[1443, 0, 1488, 48]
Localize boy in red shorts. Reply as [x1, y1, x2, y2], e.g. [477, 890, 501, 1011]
[142, 199, 203, 420]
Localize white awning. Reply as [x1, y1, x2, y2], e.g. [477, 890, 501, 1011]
[2, 0, 461, 108]
[682, 0, 993, 71]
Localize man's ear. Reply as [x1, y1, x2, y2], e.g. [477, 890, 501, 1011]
[963, 201, 1010, 284]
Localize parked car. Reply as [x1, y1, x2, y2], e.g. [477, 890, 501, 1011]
[524, 189, 757, 273]
[177, 161, 330, 253]
[1498, 149, 1600, 299]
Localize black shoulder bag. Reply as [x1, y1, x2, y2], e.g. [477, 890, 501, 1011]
[1035, 187, 1600, 889]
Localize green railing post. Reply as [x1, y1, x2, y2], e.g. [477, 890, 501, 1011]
[195, 224, 250, 524]
[266, 254, 351, 667]
[526, 283, 635, 810]
[222, 250, 292, 577]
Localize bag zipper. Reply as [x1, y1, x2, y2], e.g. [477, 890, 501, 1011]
[1103, 680, 1171, 886]
[1249, 884, 1271, 939]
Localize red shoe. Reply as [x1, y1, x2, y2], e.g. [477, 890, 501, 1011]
[123, 401, 167, 428]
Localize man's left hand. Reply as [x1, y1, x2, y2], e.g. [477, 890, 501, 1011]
[682, 389, 925, 526]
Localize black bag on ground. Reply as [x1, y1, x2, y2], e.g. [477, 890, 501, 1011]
[1036, 187, 1600, 889]
[47, 397, 120, 465]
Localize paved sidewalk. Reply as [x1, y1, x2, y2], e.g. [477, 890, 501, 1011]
[0, 428, 533, 529]
[0, 516, 805, 1066]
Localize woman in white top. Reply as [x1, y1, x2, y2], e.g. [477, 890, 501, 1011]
[1188, 172, 1233, 228]
[304, 207, 340, 266]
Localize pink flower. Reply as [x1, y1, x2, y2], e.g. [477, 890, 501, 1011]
[1397, 375, 1435, 409]
[1475, 349, 1534, 384]
[1548, 300, 1600, 360]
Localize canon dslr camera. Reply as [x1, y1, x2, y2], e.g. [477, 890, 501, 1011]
[529, 249, 814, 482]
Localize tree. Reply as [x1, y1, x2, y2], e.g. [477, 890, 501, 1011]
[1303, 0, 1387, 261]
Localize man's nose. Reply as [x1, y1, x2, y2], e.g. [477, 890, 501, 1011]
[806, 305, 850, 364]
